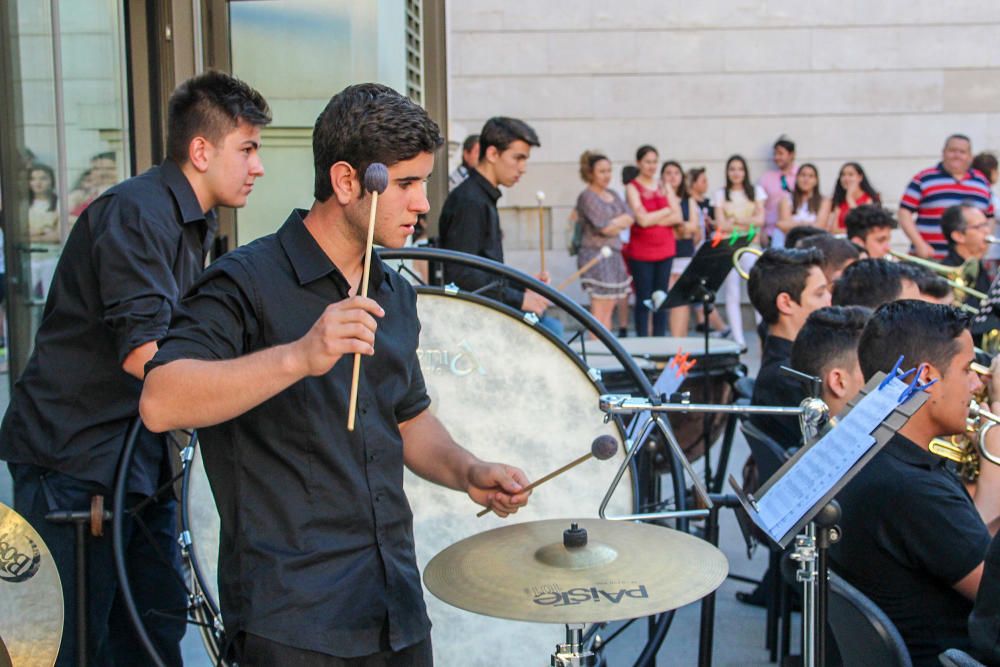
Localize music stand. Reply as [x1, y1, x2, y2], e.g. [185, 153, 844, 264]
[661, 236, 751, 491]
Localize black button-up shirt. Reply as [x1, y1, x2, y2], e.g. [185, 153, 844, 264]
[749, 335, 803, 449]
[830, 433, 990, 666]
[0, 159, 215, 492]
[148, 210, 432, 658]
[438, 167, 525, 307]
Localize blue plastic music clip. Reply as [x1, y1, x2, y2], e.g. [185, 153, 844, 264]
[899, 362, 937, 403]
[879, 355, 909, 390]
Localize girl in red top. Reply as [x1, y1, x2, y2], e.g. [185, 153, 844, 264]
[625, 145, 681, 336]
[826, 161, 881, 232]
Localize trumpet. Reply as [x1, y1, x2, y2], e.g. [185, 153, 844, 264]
[928, 362, 1000, 482]
[732, 246, 763, 280]
[888, 250, 987, 301]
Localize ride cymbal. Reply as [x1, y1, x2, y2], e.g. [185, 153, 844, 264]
[0, 502, 63, 666]
[423, 518, 728, 624]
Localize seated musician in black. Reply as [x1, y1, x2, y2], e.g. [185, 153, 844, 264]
[845, 204, 897, 259]
[790, 305, 871, 420]
[832, 258, 922, 309]
[747, 247, 830, 449]
[832, 301, 997, 666]
[794, 232, 860, 287]
[940, 202, 991, 309]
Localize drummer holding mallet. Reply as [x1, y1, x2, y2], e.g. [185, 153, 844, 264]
[141, 84, 531, 666]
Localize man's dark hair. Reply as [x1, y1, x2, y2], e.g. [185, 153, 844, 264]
[941, 202, 979, 246]
[462, 134, 479, 152]
[972, 152, 998, 180]
[313, 83, 443, 202]
[785, 225, 828, 249]
[945, 133, 972, 148]
[478, 117, 539, 162]
[797, 234, 860, 275]
[774, 136, 796, 154]
[897, 263, 951, 300]
[747, 247, 824, 325]
[832, 259, 904, 309]
[845, 205, 897, 241]
[858, 300, 970, 380]
[791, 305, 871, 382]
[166, 70, 271, 164]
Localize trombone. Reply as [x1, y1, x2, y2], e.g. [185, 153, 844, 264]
[888, 250, 986, 301]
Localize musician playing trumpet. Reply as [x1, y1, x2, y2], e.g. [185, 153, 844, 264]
[831, 301, 1000, 666]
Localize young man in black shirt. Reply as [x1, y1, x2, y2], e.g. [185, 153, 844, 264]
[0, 72, 270, 665]
[845, 204, 897, 259]
[438, 116, 551, 317]
[747, 247, 831, 449]
[832, 258, 923, 309]
[790, 305, 870, 419]
[832, 301, 997, 666]
[141, 84, 531, 666]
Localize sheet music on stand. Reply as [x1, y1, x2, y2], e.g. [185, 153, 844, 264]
[731, 363, 930, 549]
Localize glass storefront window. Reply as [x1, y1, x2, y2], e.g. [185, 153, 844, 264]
[1, 0, 129, 372]
[229, 0, 409, 243]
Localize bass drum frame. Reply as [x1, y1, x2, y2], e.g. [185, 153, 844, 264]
[110, 247, 690, 667]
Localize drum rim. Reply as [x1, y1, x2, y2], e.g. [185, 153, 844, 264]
[179, 433, 222, 620]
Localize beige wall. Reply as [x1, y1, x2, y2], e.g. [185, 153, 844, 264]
[446, 0, 1000, 293]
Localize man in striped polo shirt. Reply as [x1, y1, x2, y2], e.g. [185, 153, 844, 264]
[898, 134, 994, 259]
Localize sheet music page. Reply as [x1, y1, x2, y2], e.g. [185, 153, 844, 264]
[753, 377, 909, 542]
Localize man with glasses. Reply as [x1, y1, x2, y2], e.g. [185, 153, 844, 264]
[940, 202, 992, 308]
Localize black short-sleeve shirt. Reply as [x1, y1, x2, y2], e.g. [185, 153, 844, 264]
[147, 210, 432, 658]
[830, 433, 990, 666]
[0, 159, 216, 491]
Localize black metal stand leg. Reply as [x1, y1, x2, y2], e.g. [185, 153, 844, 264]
[74, 521, 87, 667]
[697, 504, 721, 667]
[813, 502, 842, 667]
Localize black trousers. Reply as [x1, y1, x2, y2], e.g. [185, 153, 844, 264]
[9, 463, 186, 667]
[235, 633, 433, 667]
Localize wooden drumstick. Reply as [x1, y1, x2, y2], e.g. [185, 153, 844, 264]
[536, 190, 546, 274]
[476, 435, 618, 517]
[347, 163, 389, 432]
[556, 246, 612, 291]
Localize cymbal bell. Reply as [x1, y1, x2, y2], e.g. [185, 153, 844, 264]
[0, 502, 63, 666]
[423, 518, 728, 624]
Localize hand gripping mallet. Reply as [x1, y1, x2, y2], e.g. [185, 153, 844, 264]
[347, 163, 389, 432]
[476, 434, 619, 517]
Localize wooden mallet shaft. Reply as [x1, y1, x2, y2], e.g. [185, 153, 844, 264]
[475, 435, 618, 517]
[556, 246, 612, 290]
[536, 191, 546, 274]
[347, 163, 389, 432]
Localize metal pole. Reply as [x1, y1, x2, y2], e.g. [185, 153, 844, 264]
[48, 0, 70, 243]
[74, 520, 86, 667]
[794, 523, 818, 667]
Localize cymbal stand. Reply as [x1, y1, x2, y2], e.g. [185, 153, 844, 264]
[552, 624, 596, 667]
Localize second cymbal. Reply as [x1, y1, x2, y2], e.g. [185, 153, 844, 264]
[423, 518, 728, 624]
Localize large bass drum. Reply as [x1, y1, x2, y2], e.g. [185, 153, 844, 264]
[179, 288, 637, 666]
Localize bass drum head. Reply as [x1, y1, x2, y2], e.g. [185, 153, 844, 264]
[407, 291, 634, 667]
